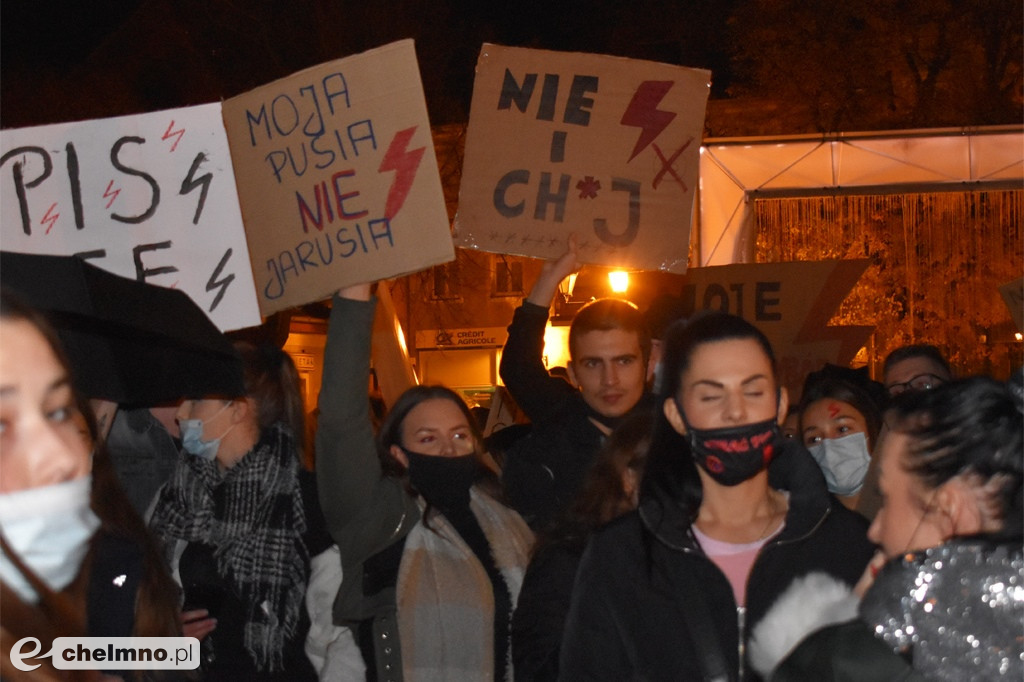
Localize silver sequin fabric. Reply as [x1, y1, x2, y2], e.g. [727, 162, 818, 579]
[860, 539, 1024, 681]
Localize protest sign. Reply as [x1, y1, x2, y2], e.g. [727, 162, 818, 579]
[0, 103, 260, 331]
[453, 43, 710, 273]
[222, 39, 454, 316]
[677, 260, 874, 401]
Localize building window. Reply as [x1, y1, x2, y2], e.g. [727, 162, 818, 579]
[431, 262, 462, 301]
[492, 256, 523, 297]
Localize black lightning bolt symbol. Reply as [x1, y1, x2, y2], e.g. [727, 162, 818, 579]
[206, 248, 234, 313]
[180, 152, 212, 225]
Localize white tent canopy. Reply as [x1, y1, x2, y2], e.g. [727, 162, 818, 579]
[697, 126, 1024, 266]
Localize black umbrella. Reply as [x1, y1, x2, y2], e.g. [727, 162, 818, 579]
[1, 250, 246, 405]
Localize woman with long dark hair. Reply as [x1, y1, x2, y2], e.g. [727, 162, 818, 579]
[316, 283, 533, 681]
[512, 411, 651, 681]
[1, 290, 182, 681]
[558, 311, 874, 681]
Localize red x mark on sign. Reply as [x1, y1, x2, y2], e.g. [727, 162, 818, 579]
[652, 138, 693, 191]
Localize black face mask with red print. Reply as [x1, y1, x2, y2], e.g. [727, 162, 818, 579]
[675, 399, 780, 486]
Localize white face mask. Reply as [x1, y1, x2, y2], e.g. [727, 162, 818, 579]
[0, 476, 100, 603]
[807, 431, 872, 497]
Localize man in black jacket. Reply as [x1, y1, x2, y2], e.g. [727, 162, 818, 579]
[499, 237, 653, 529]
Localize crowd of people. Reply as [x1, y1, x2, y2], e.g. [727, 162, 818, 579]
[1, 236, 1021, 681]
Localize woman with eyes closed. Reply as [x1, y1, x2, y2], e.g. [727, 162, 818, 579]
[798, 372, 884, 514]
[316, 282, 533, 682]
[558, 311, 874, 682]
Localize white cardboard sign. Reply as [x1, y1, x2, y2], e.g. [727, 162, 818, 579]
[0, 103, 260, 330]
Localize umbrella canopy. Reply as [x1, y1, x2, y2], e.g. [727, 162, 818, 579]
[1, 251, 246, 405]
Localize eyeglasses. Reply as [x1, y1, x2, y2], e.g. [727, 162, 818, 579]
[886, 373, 946, 396]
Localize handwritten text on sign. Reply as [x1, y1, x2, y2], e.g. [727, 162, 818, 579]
[454, 44, 710, 273]
[0, 104, 260, 331]
[223, 40, 453, 316]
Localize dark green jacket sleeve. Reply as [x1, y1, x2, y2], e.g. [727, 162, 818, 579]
[315, 294, 418, 621]
[499, 301, 577, 422]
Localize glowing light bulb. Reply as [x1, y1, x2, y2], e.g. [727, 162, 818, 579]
[608, 270, 629, 293]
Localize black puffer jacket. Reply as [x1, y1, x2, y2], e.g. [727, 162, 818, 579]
[558, 440, 874, 682]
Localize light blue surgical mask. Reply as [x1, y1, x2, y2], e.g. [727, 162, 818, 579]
[0, 476, 100, 603]
[807, 431, 871, 497]
[179, 401, 235, 461]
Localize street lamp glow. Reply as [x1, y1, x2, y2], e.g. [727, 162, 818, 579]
[608, 270, 629, 293]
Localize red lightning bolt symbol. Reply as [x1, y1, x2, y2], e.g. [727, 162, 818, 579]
[41, 203, 60, 235]
[162, 120, 186, 152]
[620, 80, 677, 162]
[103, 180, 121, 209]
[378, 126, 425, 221]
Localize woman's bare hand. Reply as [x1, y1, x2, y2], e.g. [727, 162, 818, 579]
[180, 608, 217, 641]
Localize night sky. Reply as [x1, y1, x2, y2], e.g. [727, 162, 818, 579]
[1, 0, 741, 129]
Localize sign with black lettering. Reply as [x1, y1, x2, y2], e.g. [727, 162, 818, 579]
[0, 103, 260, 331]
[222, 39, 453, 316]
[453, 43, 710, 273]
[679, 260, 874, 401]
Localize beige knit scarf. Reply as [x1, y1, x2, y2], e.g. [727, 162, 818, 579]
[396, 488, 534, 682]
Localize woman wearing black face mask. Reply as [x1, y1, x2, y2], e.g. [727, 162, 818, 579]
[558, 311, 874, 682]
[315, 283, 534, 682]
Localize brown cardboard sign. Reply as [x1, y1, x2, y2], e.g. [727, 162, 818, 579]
[677, 260, 874, 401]
[222, 40, 454, 316]
[453, 44, 710, 273]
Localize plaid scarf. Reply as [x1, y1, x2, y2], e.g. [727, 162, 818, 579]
[149, 424, 308, 671]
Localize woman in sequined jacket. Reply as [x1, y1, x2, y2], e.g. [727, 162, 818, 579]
[750, 375, 1024, 681]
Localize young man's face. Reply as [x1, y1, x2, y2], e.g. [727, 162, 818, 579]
[568, 329, 646, 419]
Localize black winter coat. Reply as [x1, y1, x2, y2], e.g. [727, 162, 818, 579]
[558, 441, 874, 682]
